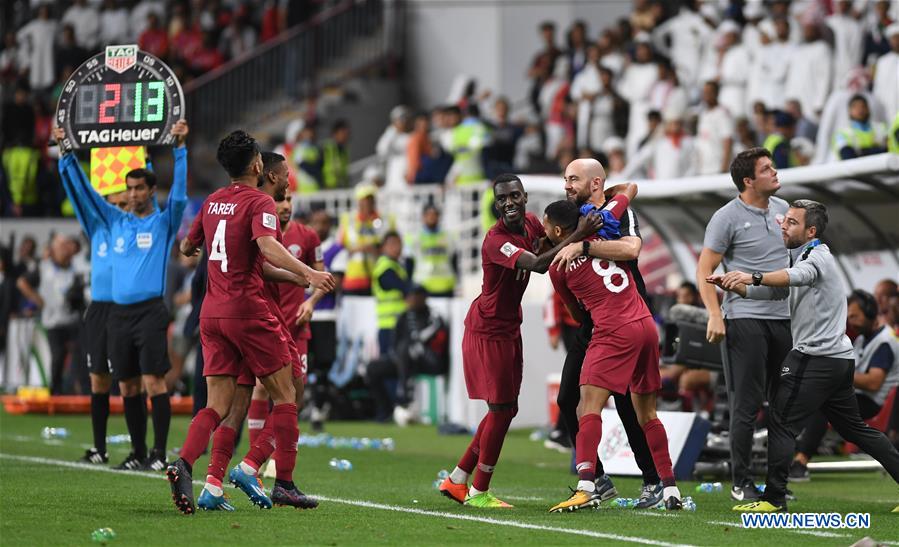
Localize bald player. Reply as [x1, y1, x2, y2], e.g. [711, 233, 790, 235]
[549, 159, 665, 509]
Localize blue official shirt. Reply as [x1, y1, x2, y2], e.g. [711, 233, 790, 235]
[58, 154, 115, 302]
[65, 146, 188, 305]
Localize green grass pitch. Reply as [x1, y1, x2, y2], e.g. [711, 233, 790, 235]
[1, 410, 896, 545]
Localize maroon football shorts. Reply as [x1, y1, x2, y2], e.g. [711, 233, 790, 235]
[462, 329, 522, 404]
[580, 315, 661, 395]
[201, 315, 291, 382]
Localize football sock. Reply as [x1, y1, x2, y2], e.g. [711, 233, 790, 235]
[207, 425, 237, 484]
[456, 414, 488, 475]
[180, 408, 222, 466]
[238, 461, 258, 475]
[122, 394, 148, 459]
[642, 418, 676, 487]
[471, 407, 515, 492]
[663, 485, 681, 500]
[449, 466, 470, 485]
[577, 479, 596, 492]
[247, 399, 269, 446]
[90, 392, 110, 454]
[204, 476, 223, 497]
[575, 413, 602, 483]
[468, 486, 484, 497]
[150, 393, 171, 453]
[244, 418, 275, 470]
[271, 403, 299, 482]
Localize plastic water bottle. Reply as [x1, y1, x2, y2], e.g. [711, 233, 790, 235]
[106, 434, 131, 445]
[611, 498, 635, 508]
[432, 479, 442, 489]
[682, 497, 697, 512]
[329, 458, 352, 471]
[437, 469, 449, 480]
[41, 427, 69, 439]
[90, 527, 116, 542]
[695, 482, 723, 493]
[382, 438, 395, 451]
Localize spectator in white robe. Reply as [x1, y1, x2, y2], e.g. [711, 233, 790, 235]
[827, 0, 866, 92]
[748, 17, 794, 111]
[62, 0, 99, 50]
[376, 105, 412, 191]
[759, 0, 802, 44]
[649, 60, 689, 125]
[872, 23, 899, 120]
[652, 2, 713, 92]
[694, 81, 735, 175]
[99, 0, 130, 46]
[16, 4, 58, 91]
[711, 20, 752, 119]
[617, 34, 658, 157]
[621, 106, 695, 181]
[742, 1, 768, 60]
[571, 46, 602, 150]
[785, 23, 832, 123]
[596, 29, 625, 77]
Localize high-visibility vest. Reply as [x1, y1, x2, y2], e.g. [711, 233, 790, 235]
[294, 142, 321, 194]
[322, 140, 348, 189]
[762, 133, 798, 168]
[480, 187, 498, 235]
[448, 120, 488, 185]
[833, 122, 887, 155]
[886, 113, 899, 154]
[338, 212, 394, 293]
[2, 146, 40, 206]
[411, 229, 455, 295]
[372, 255, 407, 330]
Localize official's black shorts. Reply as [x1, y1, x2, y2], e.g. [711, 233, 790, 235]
[108, 298, 171, 381]
[309, 320, 337, 372]
[84, 301, 113, 375]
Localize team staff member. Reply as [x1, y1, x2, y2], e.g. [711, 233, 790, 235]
[550, 159, 662, 508]
[62, 120, 190, 472]
[696, 147, 792, 502]
[709, 199, 899, 512]
[53, 126, 129, 465]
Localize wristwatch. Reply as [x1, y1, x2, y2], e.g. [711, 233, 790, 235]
[582, 240, 591, 257]
[752, 272, 763, 286]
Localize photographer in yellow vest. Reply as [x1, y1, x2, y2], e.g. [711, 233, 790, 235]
[338, 183, 395, 295]
[407, 203, 456, 297]
[833, 95, 888, 160]
[372, 231, 408, 356]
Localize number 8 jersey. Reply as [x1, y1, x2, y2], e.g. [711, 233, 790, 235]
[186, 183, 280, 319]
[548, 196, 652, 334]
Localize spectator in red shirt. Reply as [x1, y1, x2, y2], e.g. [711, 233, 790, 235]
[139, 12, 169, 60]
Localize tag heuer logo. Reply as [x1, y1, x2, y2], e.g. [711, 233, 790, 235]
[105, 45, 138, 73]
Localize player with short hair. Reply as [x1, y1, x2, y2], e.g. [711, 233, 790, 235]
[166, 131, 335, 515]
[198, 152, 324, 511]
[544, 197, 683, 513]
[438, 174, 601, 508]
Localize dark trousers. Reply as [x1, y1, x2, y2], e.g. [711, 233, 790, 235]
[722, 318, 792, 486]
[551, 322, 582, 440]
[796, 393, 881, 458]
[192, 343, 206, 417]
[47, 325, 80, 395]
[309, 320, 337, 411]
[557, 317, 660, 485]
[765, 350, 899, 505]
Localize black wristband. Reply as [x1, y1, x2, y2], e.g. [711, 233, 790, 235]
[582, 240, 590, 257]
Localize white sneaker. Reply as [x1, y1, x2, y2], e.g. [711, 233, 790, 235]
[393, 405, 417, 427]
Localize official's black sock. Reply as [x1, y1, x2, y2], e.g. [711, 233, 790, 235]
[150, 393, 171, 453]
[122, 394, 148, 459]
[91, 392, 110, 453]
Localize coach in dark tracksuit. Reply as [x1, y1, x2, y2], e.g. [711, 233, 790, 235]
[710, 199, 899, 512]
[552, 164, 661, 507]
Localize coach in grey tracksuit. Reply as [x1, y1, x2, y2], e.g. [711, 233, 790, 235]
[710, 199, 899, 510]
[697, 147, 792, 500]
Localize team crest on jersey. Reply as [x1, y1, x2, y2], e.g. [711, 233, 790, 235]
[262, 212, 277, 230]
[288, 244, 301, 258]
[500, 242, 519, 258]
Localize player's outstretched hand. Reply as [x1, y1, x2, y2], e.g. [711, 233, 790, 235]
[552, 242, 582, 272]
[720, 271, 752, 290]
[296, 300, 314, 326]
[179, 238, 200, 257]
[308, 270, 336, 293]
[171, 119, 189, 146]
[705, 274, 727, 290]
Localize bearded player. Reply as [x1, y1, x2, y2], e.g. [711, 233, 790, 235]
[438, 174, 601, 508]
[166, 132, 335, 515]
[543, 198, 683, 512]
[195, 152, 324, 510]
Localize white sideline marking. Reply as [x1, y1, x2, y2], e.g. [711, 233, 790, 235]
[0, 453, 693, 547]
[705, 520, 852, 539]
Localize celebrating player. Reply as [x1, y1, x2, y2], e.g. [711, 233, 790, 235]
[197, 152, 325, 511]
[166, 131, 335, 515]
[544, 198, 683, 512]
[438, 174, 602, 508]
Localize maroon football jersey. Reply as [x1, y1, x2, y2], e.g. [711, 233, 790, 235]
[187, 183, 279, 318]
[464, 212, 546, 340]
[549, 196, 651, 333]
[278, 221, 321, 340]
